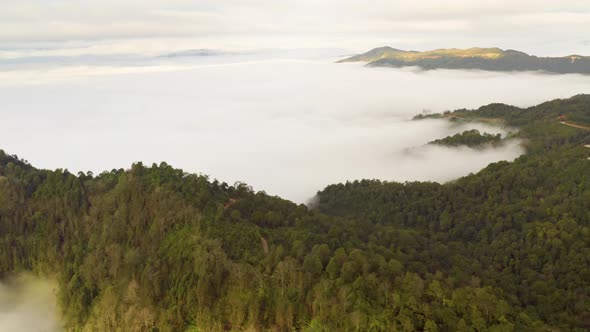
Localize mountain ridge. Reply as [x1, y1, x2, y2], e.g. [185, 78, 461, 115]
[338, 46, 590, 74]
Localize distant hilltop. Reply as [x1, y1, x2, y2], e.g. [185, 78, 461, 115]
[337, 46, 590, 74]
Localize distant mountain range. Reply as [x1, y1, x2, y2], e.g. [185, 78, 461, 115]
[338, 46, 590, 74]
[162, 49, 233, 58]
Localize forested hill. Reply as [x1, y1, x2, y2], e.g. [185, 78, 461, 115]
[1, 95, 589, 331]
[428, 130, 502, 148]
[337, 46, 590, 74]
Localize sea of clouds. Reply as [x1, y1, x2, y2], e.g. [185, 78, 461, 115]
[1, 48, 590, 330]
[1, 51, 589, 203]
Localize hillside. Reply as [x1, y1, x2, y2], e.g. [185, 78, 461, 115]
[428, 129, 502, 148]
[338, 46, 590, 74]
[0, 95, 589, 331]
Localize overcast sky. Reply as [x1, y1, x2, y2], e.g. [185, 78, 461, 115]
[1, 0, 590, 56]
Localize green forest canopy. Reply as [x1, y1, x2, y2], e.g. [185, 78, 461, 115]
[428, 130, 502, 148]
[0, 95, 589, 331]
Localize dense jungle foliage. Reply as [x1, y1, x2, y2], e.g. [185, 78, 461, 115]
[0, 95, 589, 331]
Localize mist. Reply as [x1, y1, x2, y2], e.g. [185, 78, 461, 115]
[0, 274, 61, 332]
[1, 55, 589, 202]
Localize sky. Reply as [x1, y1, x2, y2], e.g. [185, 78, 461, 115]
[1, 0, 590, 56]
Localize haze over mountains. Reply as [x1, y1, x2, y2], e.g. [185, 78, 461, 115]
[339, 46, 590, 74]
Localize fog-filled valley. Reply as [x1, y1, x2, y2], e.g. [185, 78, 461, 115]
[1, 54, 589, 202]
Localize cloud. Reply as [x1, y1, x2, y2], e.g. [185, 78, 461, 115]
[1, 58, 589, 203]
[0, 274, 61, 332]
[0, 1, 589, 56]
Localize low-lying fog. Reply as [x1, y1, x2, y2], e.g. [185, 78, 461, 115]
[1, 54, 589, 202]
[0, 274, 61, 332]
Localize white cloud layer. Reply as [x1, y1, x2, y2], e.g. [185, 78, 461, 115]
[1, 59, 589, 203]
[1, 1, 589, 55]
